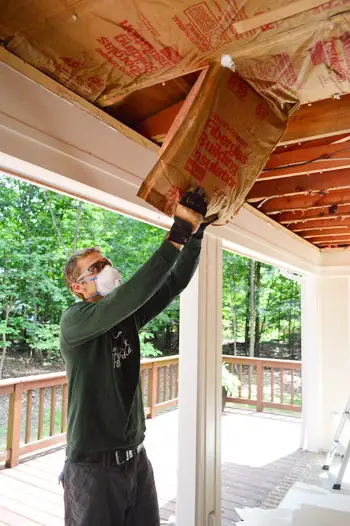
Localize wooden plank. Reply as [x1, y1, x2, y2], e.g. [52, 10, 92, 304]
[0, 449, 10, 462]
[0, 469, 63, 506]
[264, 402, 302, 412]
[6, 385, 22, 468]
[0, 506, 42, 526]
[226, 397, 257, 406]
[277, 204, 350, 223]
[291, 217, 350, 230]
[0, 493, 63, 526]
[248, 366, 252, 400]
[247, 168, 350, 202]
[256, 362, 264, 412]
[280, 369, 284, 404]
[222, 356, 302, 370]
[0, 475, 64, 518]
[300, 228, 350, 237]
[135, 95, 350, 146]
[38, 388, 45, 440]
[149, 362, 158, 419]
[19, 434, 66, 457]
[61, 383, 67, 433]
[233, 0, 332, 34]
[25, 390, 33, 444]
[155, 398, 179, 412]
[261, 144, 350, 179]
[265, 141, 350, 170]
[0, 384, 14, 395]
[169, 365, 174, 400]
[291, 370, 295, 406]
[135, 100, 183, 143]
[261, 190, 350, 214]
[306, 231, 350, 239]
[50, 386, 57, 436]
[238, 365, 243, 398]
[271, 368, 275, 403]
[281, 95, 350, 144]
[157, 367, 162, 404]
[313, 236, 350, 244]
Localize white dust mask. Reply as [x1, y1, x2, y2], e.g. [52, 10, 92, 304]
[86, 266, 122, 299]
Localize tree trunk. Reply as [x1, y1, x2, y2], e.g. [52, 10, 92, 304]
[249, 259, 255, 358]
[73, 201, 83, 251]
[231, 303, 238, 356]
[0, 302, 13, 379]
[254, 261, 262, 357]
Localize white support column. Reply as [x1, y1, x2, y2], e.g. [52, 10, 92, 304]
[301, 276, 350, 452]
[177, 234, 223, 526]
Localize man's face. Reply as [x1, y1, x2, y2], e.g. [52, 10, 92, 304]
[71, 251, 111, 301]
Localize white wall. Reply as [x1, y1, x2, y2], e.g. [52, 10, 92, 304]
[302, 277, 350, 451]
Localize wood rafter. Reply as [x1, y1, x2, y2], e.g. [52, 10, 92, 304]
[247, 169, 350, 203]
[298, 228, 350, 238]
[280, 95, 350, 145]
[306, 233, 350, 241]
[289, 217, 350, 231]
[276, 204, 350, 223]
[259, 190, 350, 214]
[317, 241, 350, 246]
[136, 94, 350, 145]
[261, 142, 350, 180]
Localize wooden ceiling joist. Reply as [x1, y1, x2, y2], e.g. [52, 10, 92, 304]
[276, 204, 350, 224]
[261, 142, 350, 180]
[259, 190, 350, 215]
[280, 95, 350, 145]
[290, 217, 350, 231]
[136, 94, 350, 146]
[317, 241, 350, 247]
[247, 169, 350, 203]
[298, 228, 350, 238]
[312, 235, 350, 244]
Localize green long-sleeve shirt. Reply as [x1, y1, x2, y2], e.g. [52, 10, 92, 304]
[60, 237, 202, 462]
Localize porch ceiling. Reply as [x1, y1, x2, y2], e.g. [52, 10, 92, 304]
[1, 4, 350, 250]
[118, 89, 350, 250]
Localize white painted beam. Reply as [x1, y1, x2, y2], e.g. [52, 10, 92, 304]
[177, 234, 222, 526]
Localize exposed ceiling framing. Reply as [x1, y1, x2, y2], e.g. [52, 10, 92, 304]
[2, 44, 350, 249]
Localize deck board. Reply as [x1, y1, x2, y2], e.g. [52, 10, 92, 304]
[0, 408, 318, 525]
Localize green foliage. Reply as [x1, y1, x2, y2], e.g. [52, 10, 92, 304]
[139, 331, 161, 358]
[0, 173, 301, 372]
[222, 363, 240, 394]
[27, 323, 60, 356]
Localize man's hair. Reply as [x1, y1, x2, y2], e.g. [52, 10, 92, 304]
[63, 246, 101, 290]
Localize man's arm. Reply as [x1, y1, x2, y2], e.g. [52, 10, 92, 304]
[61, 240, 181, 347]
[133, 236, 202, 330]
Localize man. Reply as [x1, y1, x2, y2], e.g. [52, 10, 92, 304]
[60, 188, 216, 525]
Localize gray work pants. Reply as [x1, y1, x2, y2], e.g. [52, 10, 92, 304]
[62, 447, 160, 526]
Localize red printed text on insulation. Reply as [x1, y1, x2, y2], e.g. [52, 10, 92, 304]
[184, 113, 248, 188]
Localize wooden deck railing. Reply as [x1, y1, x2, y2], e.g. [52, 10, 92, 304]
[0, 355, 301, 468]
[222, 355, 302, 413]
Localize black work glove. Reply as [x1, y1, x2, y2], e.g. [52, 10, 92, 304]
[168, 188, 208, 245]
[193, 214, 219, 240]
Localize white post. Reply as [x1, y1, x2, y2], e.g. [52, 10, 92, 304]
[301, 276, 350, 452]
[176, 234, 222, 526]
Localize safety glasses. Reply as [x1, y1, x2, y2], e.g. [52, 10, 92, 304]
[76, 258, 112, 283]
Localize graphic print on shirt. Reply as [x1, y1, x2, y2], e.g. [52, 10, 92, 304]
[110, 327, 132, 369]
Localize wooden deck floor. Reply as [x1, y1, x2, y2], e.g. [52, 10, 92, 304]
[0, 408, 319, 526]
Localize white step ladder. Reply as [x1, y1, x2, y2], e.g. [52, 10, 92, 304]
[322, 396, 350, 490]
